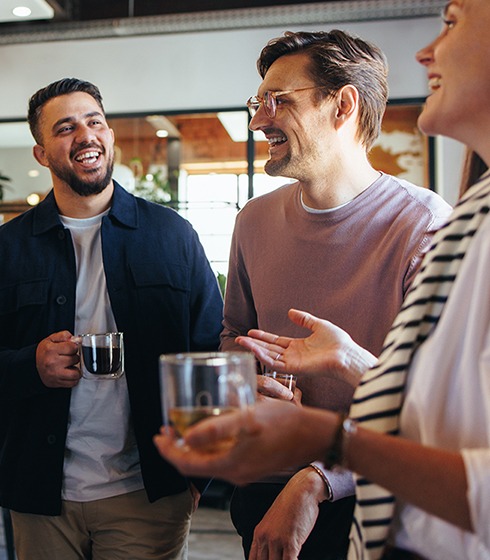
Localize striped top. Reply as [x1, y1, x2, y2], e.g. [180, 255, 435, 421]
[347, 173, 490, 559]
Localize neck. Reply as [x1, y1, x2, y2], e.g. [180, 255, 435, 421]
[53, 180, 115, 218]
[300, 157, 380, 210]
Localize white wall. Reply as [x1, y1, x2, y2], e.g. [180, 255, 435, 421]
[0, 146, 51, 201]
[0, 16, 464, 203]
[0, 17, 439, 116]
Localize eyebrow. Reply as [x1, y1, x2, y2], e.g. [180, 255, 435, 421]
[51, 110, 104, 132]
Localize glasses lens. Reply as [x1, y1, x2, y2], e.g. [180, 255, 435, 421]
[247, 96, 260, 117]
[263, 92, 276, 118]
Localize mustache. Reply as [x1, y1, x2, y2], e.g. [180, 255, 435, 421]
[262, 127, 285, 136]
[70, 142, 105, 159]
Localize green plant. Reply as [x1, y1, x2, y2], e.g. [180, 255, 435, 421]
[217, 272, 227, 297]
[130, 159, 172, 205]
[0, 172, 12, 202]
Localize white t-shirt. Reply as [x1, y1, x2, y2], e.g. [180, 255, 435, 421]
[393, 213, 490, 559]
[60, 211, 144, 501]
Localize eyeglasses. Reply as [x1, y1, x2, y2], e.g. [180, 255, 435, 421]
[246, 86, 324, 119]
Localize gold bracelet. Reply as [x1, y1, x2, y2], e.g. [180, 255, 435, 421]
[308, 463, 334, 501]
[323, 413, 357, 470]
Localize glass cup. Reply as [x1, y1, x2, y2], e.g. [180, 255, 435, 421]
[263, 370, 297, 391]
[79, 332, 124, 380]
[159, 352, 257, 450]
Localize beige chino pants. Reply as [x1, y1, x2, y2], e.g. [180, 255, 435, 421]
[10, 488, 193, 560]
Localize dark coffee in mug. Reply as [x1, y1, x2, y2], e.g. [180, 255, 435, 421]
[82, 345, 122, 375]
[79, 332, 124, 380]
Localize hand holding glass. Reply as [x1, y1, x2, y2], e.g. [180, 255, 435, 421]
[263, 370, 297, 391]
[160, 352, 257, 451]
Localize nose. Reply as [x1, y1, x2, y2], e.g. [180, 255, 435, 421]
[75, 123, 97, 144]
[416, 39, 436, 67]
[248, 105, 272, 132]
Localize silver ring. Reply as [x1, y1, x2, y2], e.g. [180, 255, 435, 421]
[275, 353, 281, 361]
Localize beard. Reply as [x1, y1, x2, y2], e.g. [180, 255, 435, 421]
[264, 150, 292, 177]
[48, 148, 114, 197]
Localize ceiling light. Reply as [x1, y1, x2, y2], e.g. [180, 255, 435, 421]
[12, 6, 32, 17]
[156, 129, 168, 138]
[26, 192, 40, 206]
[0, 1, 54, 24]
[217, 112, 265, 143]
[145, 115, 180, 138]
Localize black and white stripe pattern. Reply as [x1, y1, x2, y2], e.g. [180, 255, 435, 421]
[347, 173, 490, 560]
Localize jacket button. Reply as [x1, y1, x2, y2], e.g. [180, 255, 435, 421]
[56, 295, 67, 305]
[58, 230, 65, 240]
[47, 435, 56, 445]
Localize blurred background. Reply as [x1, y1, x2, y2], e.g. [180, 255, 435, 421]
[0, 0, 461, 284]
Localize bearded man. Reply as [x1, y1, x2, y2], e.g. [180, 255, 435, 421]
[0, 78, 223, 560]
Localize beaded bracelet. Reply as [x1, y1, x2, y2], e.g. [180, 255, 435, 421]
[323, 413, 357, 470]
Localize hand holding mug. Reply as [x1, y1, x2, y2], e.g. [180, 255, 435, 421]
[36, 330, 81, 388]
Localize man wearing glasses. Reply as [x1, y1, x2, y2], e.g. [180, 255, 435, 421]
[220, 30, 452, 560]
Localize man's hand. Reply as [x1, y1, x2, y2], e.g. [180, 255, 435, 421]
[249, 467, 327, 560]
[257, 374, 293, 401]
[188, 483, 201, 513]
[236, 308, 377, 387]
[36, 331, 81, 388]
[256, 374, 302, 406]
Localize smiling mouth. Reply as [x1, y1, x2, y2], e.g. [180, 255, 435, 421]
[74, 151, 101, 165]
[267, 134, 287, 148]
[428, 77, 441, 92]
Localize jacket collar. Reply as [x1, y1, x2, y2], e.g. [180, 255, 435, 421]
[32, 181, 138, 235]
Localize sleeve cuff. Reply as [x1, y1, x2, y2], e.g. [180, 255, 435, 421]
[310, 460, 355, 502]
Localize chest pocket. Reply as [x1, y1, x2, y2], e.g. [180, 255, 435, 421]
[0, 278, 49, 315]
[129, 261, 190, 293]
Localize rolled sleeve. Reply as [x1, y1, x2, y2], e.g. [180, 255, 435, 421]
[311, 460, 355, 501]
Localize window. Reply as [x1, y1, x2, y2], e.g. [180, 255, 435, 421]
[0, 101, 431, 278]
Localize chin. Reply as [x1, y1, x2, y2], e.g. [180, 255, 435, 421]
[264, 162, 279, 176]
[417, 109, 438, 137]
[418, 95, 450, 136]
[265, 157, 291, 177]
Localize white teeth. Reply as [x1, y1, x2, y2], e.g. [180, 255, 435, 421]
[268, 135, 287, 146]
[428, 77, 441, 91]
[75, 151, 100, 163]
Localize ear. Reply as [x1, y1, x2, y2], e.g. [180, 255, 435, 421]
[334, 85, 359, 129]
[33, 144, 49, 168]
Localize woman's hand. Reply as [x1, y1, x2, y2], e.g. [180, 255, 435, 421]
[153, 400, 336, 485]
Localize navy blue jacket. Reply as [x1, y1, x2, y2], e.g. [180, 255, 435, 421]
[0, 182, 223, 514]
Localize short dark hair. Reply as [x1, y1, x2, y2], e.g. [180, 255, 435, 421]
[27, 78, 105, 144]
[257, 30, 388, 150]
